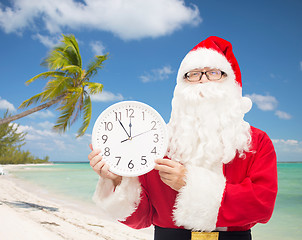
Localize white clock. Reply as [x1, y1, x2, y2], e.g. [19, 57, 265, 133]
[91, 101, 168, 177]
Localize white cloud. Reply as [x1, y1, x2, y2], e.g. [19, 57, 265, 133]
[32, 33, 61, 48]
[0, 0, 201, 40]
[38, 121, 54, 129]
[16, 122, 72, 150]
[272, 139, 302, 154]
[275, 110, 292, 120]
[8, 118, 91, 161]
[17, 123, 58, 140]
[53, 139, 67, 150]
[90, 41, 106, 55]
[245, 93, 278, 111]
[245, 93, 293, 120]
[28, 110, 55, 119]
[0, 97, 16, 112]
[11, 123, 46, 141]
[140, 65, 173, 83]
[90, 90, 124, 102]
[272, 139, 299, 145]
[16, 124, 34, 133]
[15, 124, 42, 140]
[75, 132, 91, 142]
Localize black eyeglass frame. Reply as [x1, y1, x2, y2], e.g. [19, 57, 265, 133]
[184, 70, 226, 82]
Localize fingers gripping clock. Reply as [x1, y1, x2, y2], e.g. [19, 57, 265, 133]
[92, 101, 168, 177]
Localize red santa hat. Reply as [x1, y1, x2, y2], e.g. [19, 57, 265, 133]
[177, 36, 242, 87]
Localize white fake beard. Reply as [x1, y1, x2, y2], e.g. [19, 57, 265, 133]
[167, 79, 252, 170]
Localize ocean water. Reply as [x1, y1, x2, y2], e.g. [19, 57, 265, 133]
[8, 163, 302, 240]
[9, 163, 99, 204]
[252, 163, 302, 240]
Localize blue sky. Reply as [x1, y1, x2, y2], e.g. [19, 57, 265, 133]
[0, 0, 301, 162]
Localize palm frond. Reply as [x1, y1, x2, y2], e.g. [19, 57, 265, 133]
[42, 34, 82, 70]
[70, 90, 84, 125]
[42, 77, 71, 101]
[53, 107, 74, 133]
[84, 82, 103, 94]
[61, 34, 82, 68]
[18, 92, 45, 109]
[77, 95, 92, 137]
[42, 48, 69, 70]
[54, 88, 83, 132]
[25, 71, 65, 85]
[58, 89, 82, 111]
[61, 65, 82, 76]
[53, 95, 78, 133]
[85, 54, 108, 79]
[66, 87, 82, 95]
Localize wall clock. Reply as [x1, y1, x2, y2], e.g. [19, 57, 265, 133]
[92, 101, 168, 177]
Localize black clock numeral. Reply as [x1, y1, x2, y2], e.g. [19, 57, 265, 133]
[151, 147, 157, 154]
[153, 134, 159, 143]
[142, 111, 145, 121]
[104, 122, 113, 131]
[141, 156, 147, 165]
[102, 135, 108, 144]
[115, 156, 121, 166]
[128, 160, 134, 169]
[115, 112, 122, 121]
[104, 147, 110, 156]
[126, 108, 134, 118]
[151, 121, 157, 130]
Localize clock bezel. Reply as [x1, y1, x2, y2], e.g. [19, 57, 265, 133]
[91, 101, 168, 177]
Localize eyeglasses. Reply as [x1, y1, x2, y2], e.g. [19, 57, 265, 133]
[184, 70, 226, 82]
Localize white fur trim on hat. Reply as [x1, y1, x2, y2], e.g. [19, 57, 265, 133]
[173, 165, 226, 231]
[177, 48, 235, 84]
[241, 96, 253, 114]
[93, 177, 141, 221]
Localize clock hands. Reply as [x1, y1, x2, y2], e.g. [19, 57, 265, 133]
[132, 129, 152, 139]
[129, 118, 132, 138]
[118, 119, 131, 138]
[121, 129, 152, 143]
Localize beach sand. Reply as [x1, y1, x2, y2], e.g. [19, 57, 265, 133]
[0, 165, 153, 240]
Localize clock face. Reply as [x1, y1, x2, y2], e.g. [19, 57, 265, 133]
[91, 101, 168, 177]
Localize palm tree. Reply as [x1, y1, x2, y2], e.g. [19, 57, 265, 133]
[0, 34, 107, 137]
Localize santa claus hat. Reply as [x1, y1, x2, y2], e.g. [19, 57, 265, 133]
[177, 36, 242, 87]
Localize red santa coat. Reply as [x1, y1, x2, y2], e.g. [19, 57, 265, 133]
[93, 126, 278, 232]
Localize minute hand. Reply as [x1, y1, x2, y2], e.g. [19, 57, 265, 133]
[121, 129, 152, 143]
[118, 119, 130, 138]
[132, 129, 152, 139]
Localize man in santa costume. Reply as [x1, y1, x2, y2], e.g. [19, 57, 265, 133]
[88, 36, 278, 240]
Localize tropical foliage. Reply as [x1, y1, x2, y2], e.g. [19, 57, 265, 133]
[0, 148, 49, 165]
[0, 34, 107, 137]
[0, 111, 49, 164]
[0, 111, 26, 154]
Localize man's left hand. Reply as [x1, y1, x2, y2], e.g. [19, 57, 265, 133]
[154, 158, 187, 191]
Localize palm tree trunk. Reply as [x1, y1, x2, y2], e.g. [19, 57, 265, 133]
[0, 96, 64, 125]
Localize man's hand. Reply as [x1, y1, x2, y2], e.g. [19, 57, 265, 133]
[88, 144, 122, 187]
[154, 158, 187, 191]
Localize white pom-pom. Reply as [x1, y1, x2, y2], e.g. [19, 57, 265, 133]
[241, 97, 252, 113]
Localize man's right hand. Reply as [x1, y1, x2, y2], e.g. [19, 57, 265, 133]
[88, 144, 122, 187]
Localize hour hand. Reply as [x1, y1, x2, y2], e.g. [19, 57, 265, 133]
[129, 118, 132, 137]
[118, 119, 130, 138]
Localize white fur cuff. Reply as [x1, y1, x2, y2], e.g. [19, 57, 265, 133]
[173, 165, 226, 231]
[93, 177, 142, 221]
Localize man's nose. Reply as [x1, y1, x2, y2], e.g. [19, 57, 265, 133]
[199, 74, 210, 83]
